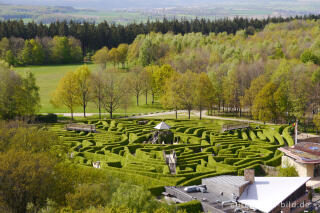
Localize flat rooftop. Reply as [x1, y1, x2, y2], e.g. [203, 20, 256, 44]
[203, 175, 250, 188]
[165, 186, 257, 213]
[279, 142, 320, 163]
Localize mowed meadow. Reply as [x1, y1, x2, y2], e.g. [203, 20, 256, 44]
[15, 64, 163, 114]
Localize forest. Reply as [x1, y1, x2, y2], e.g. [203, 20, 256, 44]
[1, 14, 320, 54]
[87, 19, 320, 127]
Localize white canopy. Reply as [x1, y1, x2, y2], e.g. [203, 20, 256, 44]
[238, 176, 310, 213]
[154, 121, 171, 130]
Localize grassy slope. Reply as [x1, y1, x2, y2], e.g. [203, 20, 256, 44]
[15, 64, 163, 114]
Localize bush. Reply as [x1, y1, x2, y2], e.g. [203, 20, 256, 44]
[35, 113, 58, 123]
[177, 200, 203, 213]
[279, 165, 298, 177]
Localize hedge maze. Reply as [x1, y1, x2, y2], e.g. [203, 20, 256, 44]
[49, 119, 293, 195]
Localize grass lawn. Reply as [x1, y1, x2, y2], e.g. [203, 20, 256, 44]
[15, 64, 164, 114]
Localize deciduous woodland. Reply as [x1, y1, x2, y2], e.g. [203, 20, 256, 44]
[47, 19, 320, 128]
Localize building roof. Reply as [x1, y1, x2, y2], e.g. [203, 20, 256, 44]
[154, 121, 171, 130]
[202, 175, 250, 188]
[279, 142, 320, 164]
[238, 177, 310, 213]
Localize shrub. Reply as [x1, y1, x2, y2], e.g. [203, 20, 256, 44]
[35, 113, 58, 123]
[177, 200, 203, 213]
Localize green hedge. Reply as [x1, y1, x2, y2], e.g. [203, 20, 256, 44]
[282, 126, 294, 147]
[177, 200, 203, 213]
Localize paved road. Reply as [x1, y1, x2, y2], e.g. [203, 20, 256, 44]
[52, 110, 275, 125]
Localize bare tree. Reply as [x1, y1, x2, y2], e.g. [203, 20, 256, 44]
[91, 68, 105, 119]
[101, 68, 126, 119]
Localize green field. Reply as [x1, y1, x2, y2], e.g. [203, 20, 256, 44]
[49, 118, 292, 193]
[15, 64, 163, 114]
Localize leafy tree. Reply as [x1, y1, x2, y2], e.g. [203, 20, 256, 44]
[0, 61, 39, 119]
[252, 82, 278, 123]
[194, 72, 214, 120]
[92, 46, 109, 69]
[51, 71, 81, 120]
[240, 75, 267, 115]
[176, 71, 197, 119]
[139, 38, 158, 66]
[152, 64, 176, 97]
[0, 122, 75, 213]
[0, 37, 9, 59]
[108, 48, 120, 67]
[68, 36, 83, 63]
[161, 73, 182, 119]
[20, 71, 40, 118]
[74, 64, 92, 117]
[51, 36, 71, 64]
[117, 43, 129, 68]
[301, 49, 319, 65]
[110, 183, 174, 213]
[66, 183, 114, 210]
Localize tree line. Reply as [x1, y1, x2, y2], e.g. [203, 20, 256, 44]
[83, 20, 320, 128]
[0, 36, 82, 66]
[1, 14, 320, 54]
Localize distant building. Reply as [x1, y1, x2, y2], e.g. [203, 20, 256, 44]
[279, 142, 320, 177]
[164, 170, 310, 213]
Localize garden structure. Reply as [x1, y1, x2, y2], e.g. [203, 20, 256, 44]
[49, 119, 294, 196]
[279, 142, 320, 178]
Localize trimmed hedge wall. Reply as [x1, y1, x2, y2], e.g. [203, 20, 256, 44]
[177, 200, 203, 213]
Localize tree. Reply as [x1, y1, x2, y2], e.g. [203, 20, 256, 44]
[252, 82, 278, 123]
[0, 37, 9, 59]
[101, 69, 125, 119]
[311, 68, 320, 111]
[51, 71, 81, 120]
[129, 67, 144, 106]
[140, 69, 153, 105]
[68, 36, 83, 63]
[0, 123, 75, 213]
[0, 61, 40, 119]
[121, 75, 134, 117]
[300, 49, 319, 65]
[139, 38, 158, 66]
[20, 71, 40, 118]
[51, 36, 71, 64]
[108, 48, 120, 67]
[74, 65, 92, 117]
[144, 65, 160, 105]
[176, 71, 197, 119]
[161, 73, 181, 119]
[240, 75, 267, 115]
[92, 46, 109, 69]
[194, 72, 214, 120]
[117, 43, 129, 68]
[91, 68, 105, 120]
[152, 64, 176, 98]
